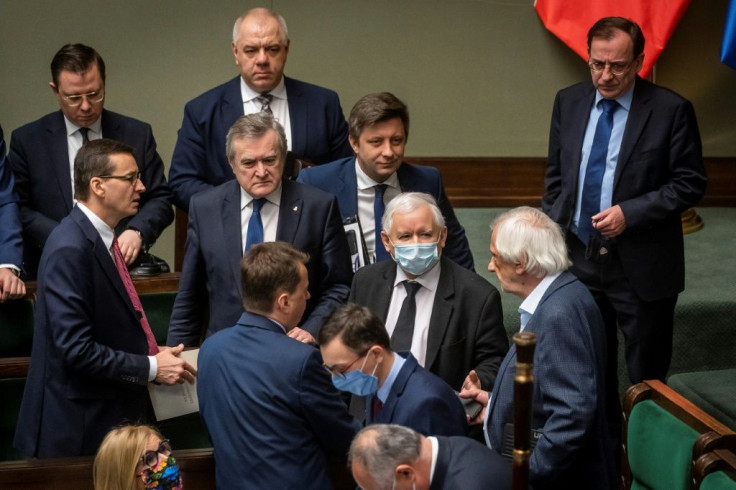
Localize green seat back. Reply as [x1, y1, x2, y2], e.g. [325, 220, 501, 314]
[701, 470, 736, 490]
[628, 399, 699, 490]
[140, 292, 177, 345]
[156, 412, 211, 450]
[0, 298, 35, 357]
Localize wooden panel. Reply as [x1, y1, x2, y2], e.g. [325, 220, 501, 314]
[23, 273, 180, 298]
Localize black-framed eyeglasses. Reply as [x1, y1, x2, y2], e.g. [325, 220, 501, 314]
[588, 59, 635, 76]
[98, 171, 141, 185]
[324, 351, 368, 380]
[139, 439, 172, 470]
[60, 90, 105, 107]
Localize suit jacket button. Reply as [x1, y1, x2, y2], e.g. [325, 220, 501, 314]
[599, 246, 608, 255]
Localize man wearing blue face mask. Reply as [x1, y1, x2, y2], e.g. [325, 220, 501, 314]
[318, 303, 467, 437]
[349, 192, 508, 394]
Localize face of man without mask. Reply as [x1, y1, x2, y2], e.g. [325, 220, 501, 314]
[382, 199, 447, 278]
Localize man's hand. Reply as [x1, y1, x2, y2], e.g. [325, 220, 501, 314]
[154, 344, 197, 385]
[117, 229, 143, 265]
[592, 205, 626, 238]
[459, 370, 489, 425]
[287, 327, 316, 345]
[0, 268, 25, 302]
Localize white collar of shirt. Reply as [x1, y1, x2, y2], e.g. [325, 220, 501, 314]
[239, 184, 283, 210]
[76, 202, 115, 254]
[240, 76, 287, 103]
[518, 272, 562, 331]
[63, 115, 102, 137]
[594, 81, 635, 112]
[393, 258, 441, 291]
[428, 436, 439, 485]
[375, 352, 406, 404]
[355, 158, 400, 191]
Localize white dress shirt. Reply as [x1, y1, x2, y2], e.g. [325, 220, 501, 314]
[355, 159, 400, 262]
[240, 76, 292, 151]
[63, 116, 101, 199]
[239, 185, 282, 250]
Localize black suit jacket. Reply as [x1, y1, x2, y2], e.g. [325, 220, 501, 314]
[431, 436, 511, 490]
[14, 206, 151, 457]
[0, 125, 22, 267]
[350, 256, 508, 391]
[543, 77, 706, 301]
[166, 179, 352, 346]
[8, 110, 174, 278]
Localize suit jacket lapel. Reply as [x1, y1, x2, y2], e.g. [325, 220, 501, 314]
[570, 87, 596, 190]
[223, 77, 245, 144]
[275, 180, 303, 244]
[338, 160, 358, 217]
[222, 181, 244, 293]
[425, 258, 454, 370]
[284, 78, 307, 159]
[614, 77, 652, 191]
[488, 344, 516, 426]
[378, 355, 414, 423]
[47, 112, 74, 211]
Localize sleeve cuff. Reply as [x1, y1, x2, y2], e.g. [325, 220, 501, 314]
[148, 355, 158, 382]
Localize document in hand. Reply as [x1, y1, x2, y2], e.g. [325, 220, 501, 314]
[148, 348, 200, 421]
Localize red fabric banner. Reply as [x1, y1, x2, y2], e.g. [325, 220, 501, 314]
[534, 0, 691, 77]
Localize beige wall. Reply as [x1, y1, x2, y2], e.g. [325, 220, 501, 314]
[2, 0, 734, 265]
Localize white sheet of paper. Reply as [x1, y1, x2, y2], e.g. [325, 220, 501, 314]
[148, 348, 200, 421]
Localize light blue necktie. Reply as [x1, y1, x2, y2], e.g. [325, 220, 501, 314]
[244, 198, 265, 253]
[578, 99, 619, 243]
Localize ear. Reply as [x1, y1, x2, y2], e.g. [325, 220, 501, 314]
[514, 260, 526, 275]
[394, 464, 416, 486]
[89, 177, 105, 199]
[348, 135, 360, 155]
[634, 53, 644, 73]
[381, 231, 393, 256]
[49, 82, 58, 95]
[437, 226, 448, 250]
[283, 39, 290, 55]
[231, 42, 239, 63]
[276, 291, 289, 312]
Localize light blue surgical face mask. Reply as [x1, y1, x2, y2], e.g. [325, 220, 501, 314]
[390, 240, 440, 276]
[331, 354, 379, 396]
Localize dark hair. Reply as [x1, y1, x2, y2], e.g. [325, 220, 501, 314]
[317, 303, 391, 353]
[51, 43, 106, 87]
[74, 139, 134, 201]
[587, 17, 645, 59]
[348, 92, 409, 143]
[241, 242, 309, 314]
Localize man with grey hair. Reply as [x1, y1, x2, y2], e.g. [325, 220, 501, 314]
[349, 424, 510, 490]
[460, 206, 616, 489]
[350, 192, 507, 394]
[167, 113, 352, 347]
[168, 7, 352, 210]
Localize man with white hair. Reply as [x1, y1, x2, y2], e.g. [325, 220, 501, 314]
[349, 424, 510, 490]
[461, 206, 616, 489]
[169, 7, 352, 210]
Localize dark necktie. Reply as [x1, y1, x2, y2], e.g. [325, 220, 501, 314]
[371, 396, 383, 420]
[244, 198, 265, 253]
[391, 281, 421, 351]
[256, 94, 273, 114]
[578, 99, 619, 243]
[373, 184, 390, 262]
[79, 127, 90, 145]
[112, 238, 159, 355]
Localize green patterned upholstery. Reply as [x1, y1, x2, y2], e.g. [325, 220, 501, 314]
[669, 370, 736, 432]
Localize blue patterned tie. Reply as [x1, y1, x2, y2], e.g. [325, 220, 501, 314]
[578, 99, 619, 243]
[373, 184, 390, 262]
[244, 198, 265, 253]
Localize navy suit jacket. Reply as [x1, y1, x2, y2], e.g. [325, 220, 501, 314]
[8, 110, 174, 278]
[198, 311, 360, 489]
[0, 125, 22, 267]
[366, 353, 467, 437]
[168, 76, 352, 209]
[543, 77, 706, 301]
[14, 206, 151, 458]
[350, 257, 507, 391]
[431, 436, 511, 490]
[166, 179, 352, 346]
[486, 271, 617, 489]
[297, 156, 475, 271]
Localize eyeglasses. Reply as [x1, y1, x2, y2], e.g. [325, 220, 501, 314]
[588, 59, 635, 76]
[324, 353, 367, 380]
[60, 90, 105, 107]
[98, 171, 141, 185]
[139, 439, 171, 471]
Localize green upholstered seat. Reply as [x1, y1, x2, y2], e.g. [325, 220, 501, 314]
[156, 412, 211, 450]
[668, 370, 736, 431]
[0, 298, 34, 357]
[628, 399, 699, 490]
[139, 291, 177, 345]
[701, 470, 736, 490]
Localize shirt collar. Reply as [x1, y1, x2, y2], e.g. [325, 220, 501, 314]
[239, 184, 283, 211]
[76, 202, 115, 253]
[63, 114, 102, 137]
[393, 257, 441, 291]
[354, 158, 400, 191]
[428, 436, 439, 485]
[240, 76, 287, 103]
[376, 352, 406, 403]
[518, 272, 562, 330]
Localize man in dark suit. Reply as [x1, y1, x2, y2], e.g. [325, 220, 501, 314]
[169, 7, 352, 210]
[8, 44, 174, 279]
[298, 92, 474, 271]
[14, 139, 195, 458]
[350, 192, 507, 392]
[318, 303, 467, 437]
[198, 242, 360, 489]
[349, 424, 510, 490]
[462, 207, 616, 489]
[0, 125, 25, 301]
[166, 113, 352, 347]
